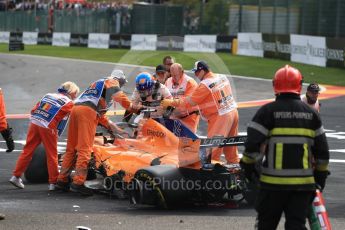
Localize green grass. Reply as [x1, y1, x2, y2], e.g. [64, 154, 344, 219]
[1, 44, 344, 86]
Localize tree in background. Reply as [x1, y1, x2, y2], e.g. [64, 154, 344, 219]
[204, 0, 229, 34]
[170, 0, 230, 34]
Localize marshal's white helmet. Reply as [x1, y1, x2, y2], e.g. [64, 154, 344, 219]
[110, 69, 128, 87]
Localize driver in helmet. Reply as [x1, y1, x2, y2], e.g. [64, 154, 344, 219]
[301, 83, 321, 112]
[131, 72, 172, 120]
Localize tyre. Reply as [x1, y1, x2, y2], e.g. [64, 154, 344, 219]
[24, 144, 48, 183]
[129, 165, 192, 208]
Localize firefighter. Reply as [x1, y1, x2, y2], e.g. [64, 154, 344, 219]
[56, 70, 131, 196]
[161, 61, 239, 164]
[301, 83, 321, 112]
[131, 72, 172, 121]
[0, 88, 14, 153]
[9, 82, 80, 191]
[165, 63, 200, 133]
[240, 65, 330, 229]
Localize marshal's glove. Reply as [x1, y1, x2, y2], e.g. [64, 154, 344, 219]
[161, 99, 180, 108]
[0, 126, 14, 152]
[314, 170, 329, 191]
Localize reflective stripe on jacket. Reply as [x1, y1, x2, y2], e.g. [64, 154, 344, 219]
[76, 78, 131, 115]
[31, 92, 73, 131]
[242, 93, 329, 190]
[180, 72, 237, 120]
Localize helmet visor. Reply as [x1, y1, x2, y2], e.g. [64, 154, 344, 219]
[139, 88, 153, 98]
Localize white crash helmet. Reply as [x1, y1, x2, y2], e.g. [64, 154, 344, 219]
[110, 69, 128, 87]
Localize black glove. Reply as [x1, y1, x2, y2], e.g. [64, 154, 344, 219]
[1, 126, 14, 152]
[240, 160, 256, 182]
[314, 170, 329, 191]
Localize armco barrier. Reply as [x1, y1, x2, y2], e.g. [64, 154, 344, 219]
[1, 31, 343, 69]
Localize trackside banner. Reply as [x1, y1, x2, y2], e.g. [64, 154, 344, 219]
[236, 33, 345, 68]
[119, 34, 131, 49]
[262, 34, 290, 60]
[325, 37, 345, 68]
[9, 32, 22, 43]
[1, 30, 344, 69]
[88, 33, 109, 49]
[290, 34, 326, 67]
[52, 32, 70, 47]
[0, 31, 10, 43]
[157, 35, 184, 51]
[23, 32, 38, 45]
[183, 35, 217, 52]
[216, 35, 235, 53]
[131, 34, 157, 51]
[70, 33, 88, 47]
[109, 34, 131, 49]
[237, 33, 263, 57]
[37, 33, 52, 45]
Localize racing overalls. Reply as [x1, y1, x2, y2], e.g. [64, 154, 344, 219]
[131, 81, 172, 120]
[0, 88, 14, 152]
[13, 92, 74, 184]
[0, 88, 8, 132]
[165, 74, 200, 133]
[301, 94, 320, 112]
[241, 93, 329, 229]
[58, 78, 130, 186]
[177, 72, 239, 163]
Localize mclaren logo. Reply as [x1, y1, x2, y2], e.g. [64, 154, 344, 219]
[147, 129, 166, 138]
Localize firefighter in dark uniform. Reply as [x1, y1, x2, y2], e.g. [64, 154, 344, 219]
[240, 65, 330, 230]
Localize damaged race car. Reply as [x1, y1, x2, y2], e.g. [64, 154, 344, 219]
[25, 108, 257, 208]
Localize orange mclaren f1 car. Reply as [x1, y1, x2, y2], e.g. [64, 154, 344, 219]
[25, 109, 257, 208]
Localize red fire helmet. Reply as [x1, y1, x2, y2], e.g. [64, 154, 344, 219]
[273, 65, 303, 95]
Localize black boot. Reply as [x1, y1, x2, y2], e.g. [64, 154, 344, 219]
[1, 126, 14, 152]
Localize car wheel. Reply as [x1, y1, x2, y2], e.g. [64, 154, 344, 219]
[24, 144, 48, 183]
[130, 165, 191, 208]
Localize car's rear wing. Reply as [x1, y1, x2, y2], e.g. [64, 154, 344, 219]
[199, 136, 247, 148]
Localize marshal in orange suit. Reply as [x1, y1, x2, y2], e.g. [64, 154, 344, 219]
[9, 82, 80, 191]
[162, 61, 239, 164]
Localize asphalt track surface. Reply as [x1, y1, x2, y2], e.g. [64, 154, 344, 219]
[0, 53, 345, 229]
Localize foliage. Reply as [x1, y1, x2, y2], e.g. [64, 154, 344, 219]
[204, 0, 229, 34]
